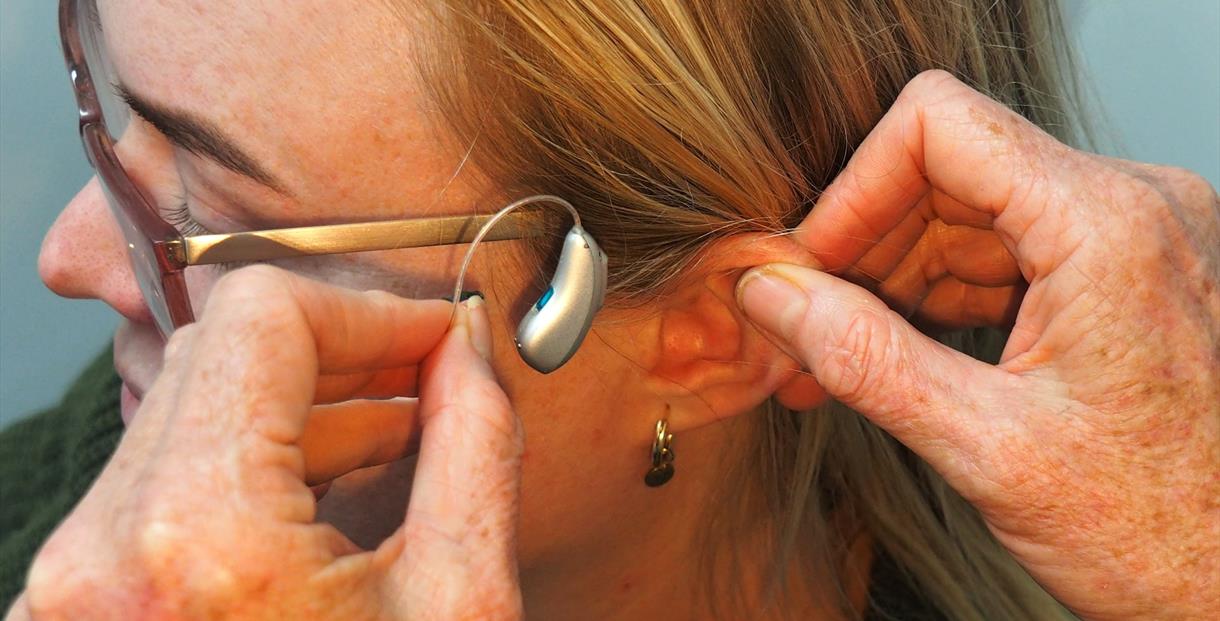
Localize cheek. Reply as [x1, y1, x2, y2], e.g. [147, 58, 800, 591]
[183, 265, 224, 318]
[500, 334, 652, 568]
[180, 243, 478, 320]
[512, 395, 652, 570]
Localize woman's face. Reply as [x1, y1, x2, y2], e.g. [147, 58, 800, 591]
[38, 0, 683, 575]
[45, 0, 513, 421]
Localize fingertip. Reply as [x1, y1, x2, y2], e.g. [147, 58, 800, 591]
[455, 295, 493, 361]
[735, 264, 819, 341]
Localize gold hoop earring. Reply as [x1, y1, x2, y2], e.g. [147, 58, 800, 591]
[645, 418, 675, 487]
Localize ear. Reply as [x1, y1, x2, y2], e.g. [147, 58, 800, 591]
[641, 234, 829, 433]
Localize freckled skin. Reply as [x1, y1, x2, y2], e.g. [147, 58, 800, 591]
[747, 70, 1220, 620]
[17, 2, 1219, 618]
[26, 1, 843, 619]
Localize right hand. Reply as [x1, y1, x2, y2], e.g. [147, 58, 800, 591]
[8, 267, 523, 621]
[737, 71, 1219, 619]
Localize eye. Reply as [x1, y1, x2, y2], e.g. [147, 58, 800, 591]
[162, 194, 212, 237]
[161, 197, 248, 274]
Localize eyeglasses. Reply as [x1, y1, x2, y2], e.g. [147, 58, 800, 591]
[58, 0, 539, 337]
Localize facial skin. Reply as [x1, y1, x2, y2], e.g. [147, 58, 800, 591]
[38, 1, 831, 618]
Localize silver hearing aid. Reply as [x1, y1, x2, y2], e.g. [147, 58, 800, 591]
[449, 195, 608, 373]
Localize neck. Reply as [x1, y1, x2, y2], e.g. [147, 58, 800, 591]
[517, 422, 867, 621]
[315, 418, 872, 619]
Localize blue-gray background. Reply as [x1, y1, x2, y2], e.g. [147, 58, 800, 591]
[2, 1, 1218, 425]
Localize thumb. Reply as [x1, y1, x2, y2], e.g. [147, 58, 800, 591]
[736, 263, 1018, 468]
[389, 295, 524, 617]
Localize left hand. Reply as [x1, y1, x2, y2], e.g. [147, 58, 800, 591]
[14, 266, 524, 620]
[737, 71, 1219, 620]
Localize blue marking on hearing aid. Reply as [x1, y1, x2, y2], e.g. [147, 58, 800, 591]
[536, 286, 554, 310]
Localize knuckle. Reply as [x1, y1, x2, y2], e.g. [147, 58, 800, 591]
[1114, 163, 1209, 214]
[26, 522, 141, 617]
[893, 70, 962, 118]
[122, 504, 270, 610]
[905, 68, 962, 99]
[1109, 164, 1220, 265]
[208, 264, 290, 309]
[26, 542, 85, 616]
[361, 288, 410, 318]
[1102, 167, 1174, 238]
[818, 308, 896, 405]
[134, 520, 247, 603]
[363, 288, 398, 305]
[901, 69, 1066, 174]
[213, 263, 281, 292]
[161, 323, 199, 363]
[1157, 165, 1213, 193]
[1160, 166, 1219, 212]
[202, 265, 305, 333]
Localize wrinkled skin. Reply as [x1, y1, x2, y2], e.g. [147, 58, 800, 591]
[19, 1, 845, 618]
[7, 28, 1217, 619]
[14, 271, 524, 621]
[737, 71, 1220, 620]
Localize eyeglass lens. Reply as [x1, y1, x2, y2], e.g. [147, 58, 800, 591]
[77, 0, 178, 335]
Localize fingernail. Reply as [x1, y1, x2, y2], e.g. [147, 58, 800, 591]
[462, 295, 493, 360]
[736, 264, 813, 342]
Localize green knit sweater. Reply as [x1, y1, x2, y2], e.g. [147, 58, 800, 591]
[0, 348, 938, 619]
[0, 347, 123, 611]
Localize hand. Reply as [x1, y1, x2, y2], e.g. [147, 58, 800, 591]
[736, 70, 1219, 620]
[11, 266, 523, 620]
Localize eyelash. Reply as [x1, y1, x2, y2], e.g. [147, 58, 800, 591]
[163, 198, 212, 237]
[163, 197, 249, 273]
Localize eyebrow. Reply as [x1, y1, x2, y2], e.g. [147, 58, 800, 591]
[116, 84, 290, 195]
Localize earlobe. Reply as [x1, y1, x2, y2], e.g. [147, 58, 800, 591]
[775, 372, 829, 411]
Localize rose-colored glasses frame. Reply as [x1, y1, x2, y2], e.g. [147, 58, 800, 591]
[58, 0, 538, 334]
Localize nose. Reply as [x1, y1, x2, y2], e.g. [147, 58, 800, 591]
[39, 177, 154, 324]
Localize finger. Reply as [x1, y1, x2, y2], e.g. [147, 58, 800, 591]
[913, 279, 1024, 331]
[841, 192, 1006, 291]
[846, 207, 928, 285]
[736, 264, 1023, 484]
[270, 271, 453, 375]
[313, 366, 422, 403]
[5, 593, 31, 621]
[300, 398, 421, 486]
[878, 222, 1022, 317]
[934, 225, 1019, 286]
[391, 296, 523, 614]
[171, 266, 451, 433]
[795, 69, 1079, 279]
[926, 188, 995, 229]
[149, 267, 452, 522]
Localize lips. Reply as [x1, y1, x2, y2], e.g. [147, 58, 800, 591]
[113, 320, 166, 425]
[119, 382, 141, 425]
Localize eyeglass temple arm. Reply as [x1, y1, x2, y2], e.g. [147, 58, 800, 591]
[169, 210, 540, 266]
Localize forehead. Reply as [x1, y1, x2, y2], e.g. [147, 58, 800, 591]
[97, 0, 471, 216]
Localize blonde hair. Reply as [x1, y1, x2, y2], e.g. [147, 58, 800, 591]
[405, 1, 1083, 618]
